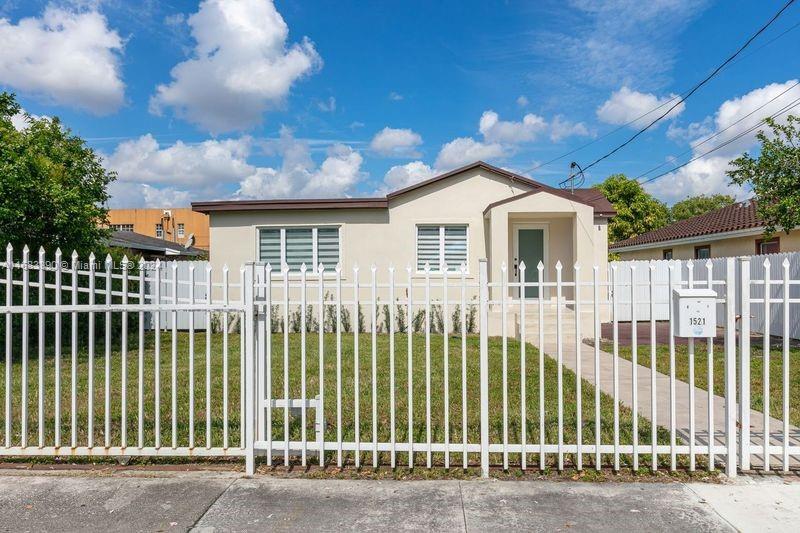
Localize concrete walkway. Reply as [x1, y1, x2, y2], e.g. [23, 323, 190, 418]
[527, 308, 800, 470]
[1, 470, 799, 532]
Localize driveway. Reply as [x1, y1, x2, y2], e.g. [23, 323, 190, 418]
[1, 469, 799, 532]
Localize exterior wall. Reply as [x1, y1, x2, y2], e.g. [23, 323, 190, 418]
[107, 208, 210, 250]
[207, 167, 530, 278]
[615, 227, 800, 261]
[204, 168, 611, 332]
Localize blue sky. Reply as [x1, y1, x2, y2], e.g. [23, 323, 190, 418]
[2, 0, 799, 207]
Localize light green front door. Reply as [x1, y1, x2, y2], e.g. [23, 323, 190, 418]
[517, 228, 544, 298]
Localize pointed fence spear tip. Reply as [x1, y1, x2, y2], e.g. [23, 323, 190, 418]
[5, 243, 12, 251]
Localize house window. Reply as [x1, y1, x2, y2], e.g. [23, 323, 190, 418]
[110, 224, 134, 232]
[177, 223, 185, 238]
[694, 245, 711, 260]
[155, 223, 164, 239]
[258, 226, 340, 272]
[756, 237, 779, 255]
[416, 224, 468, 272]
[662, 249, 673, 260]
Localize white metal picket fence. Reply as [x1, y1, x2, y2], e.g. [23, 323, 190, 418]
[1, 245, 798, 477]
[613, 252, 800, 340]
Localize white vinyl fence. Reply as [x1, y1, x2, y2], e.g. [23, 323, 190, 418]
[1, 244, 799, 477]
[144, 260, 210, 331]
[612, 252, 800, 340]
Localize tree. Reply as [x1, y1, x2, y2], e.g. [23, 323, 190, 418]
[728, 115, 800, 236]
[0, 92, 115, 254]
[593, 173, 669, 243]
[669, 194, 735, 222]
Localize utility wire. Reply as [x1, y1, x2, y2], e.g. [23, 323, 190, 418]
[638, 97, 800, 185]
[634, 80, 800, 179]
[578, 0, 796, 174]
[572, 96, 800, 207]
[521, 8, 800, 177]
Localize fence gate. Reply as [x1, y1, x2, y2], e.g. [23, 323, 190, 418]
[1, 246, 799, 477]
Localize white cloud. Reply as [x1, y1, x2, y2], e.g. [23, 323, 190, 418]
[434, 137, 506, 171]
[150, 0, 322, 133]
[105, 127, 365, 206]
[317, 96, 336, 112]
[478, 110, 590, 144]
[532, 1, 709, 90]
[237, 127, 363, 198]
[381, 161, 434, 192]
[645, 156, 748, 204]
[666, 117, 713, 143]
[596, 86, 684, 127]
[479, 110, 547, 144]
[549, 115, 591, 141]
[516, 95, 529, 107]
[369, 127, 423, 158]
[9, 108, 45, 130]
[107, 182, 194, 209]
[647, 79, 800, 203]
[388, 91, 403, 101]
[104, 134, 255, 187]
[0, 6, 124, 114]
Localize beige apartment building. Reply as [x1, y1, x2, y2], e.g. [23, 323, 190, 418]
[106, 207, 210, 250]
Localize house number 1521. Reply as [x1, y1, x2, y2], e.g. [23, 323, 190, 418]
[689, 317, 706, 326]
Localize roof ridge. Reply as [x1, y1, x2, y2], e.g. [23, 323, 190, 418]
[611, 198, 761, 249]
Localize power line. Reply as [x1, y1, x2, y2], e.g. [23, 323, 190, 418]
[634, 80, 800, 180]
[578, 0, 797, 174]
[572, 96, 800, 207]
[639, 97, 800, 186]
[521, 8, 800, 177]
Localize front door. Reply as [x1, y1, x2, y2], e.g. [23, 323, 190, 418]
[515, 227, 545, 298]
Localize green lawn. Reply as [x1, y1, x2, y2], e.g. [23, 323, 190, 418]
[1, 331, 668, 468]
[603, 340, 800, 427]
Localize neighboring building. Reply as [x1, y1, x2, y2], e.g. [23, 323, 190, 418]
[192, 161, 615, 322]
[106, 208, 209, 250]
[611, 200, 800, 260]
[108, 231, 206, 260]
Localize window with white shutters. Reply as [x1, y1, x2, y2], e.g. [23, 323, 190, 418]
[258, 226, 340, 273]
[416, 224, 468, 272]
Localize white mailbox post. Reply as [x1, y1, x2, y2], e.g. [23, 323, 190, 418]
[672, 288, 717, 338]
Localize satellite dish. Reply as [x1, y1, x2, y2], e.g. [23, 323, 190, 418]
[184, 233, 195, 248]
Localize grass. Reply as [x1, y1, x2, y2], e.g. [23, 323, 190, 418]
[602, 340, 800, 427]
[0, 331, 673, 469]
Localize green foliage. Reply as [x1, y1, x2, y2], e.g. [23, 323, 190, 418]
[669, 194, 735, 222]
[728, 115, 800, 237]
[0, 92, 115, 254]
[593, 174, 669, 243]
[396, 301, 407, 333]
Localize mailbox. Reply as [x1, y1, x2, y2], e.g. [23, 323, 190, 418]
[672, 288, 717, 338]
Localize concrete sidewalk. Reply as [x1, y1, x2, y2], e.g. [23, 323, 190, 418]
[1, 470, 799, 532]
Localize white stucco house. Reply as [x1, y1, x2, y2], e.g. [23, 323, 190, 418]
[192, 161, 615, 330]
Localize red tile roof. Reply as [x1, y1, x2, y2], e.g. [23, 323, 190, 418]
[610, 200, 763, 249]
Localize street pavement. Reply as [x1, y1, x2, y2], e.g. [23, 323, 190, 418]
[1, 469, 799, 532]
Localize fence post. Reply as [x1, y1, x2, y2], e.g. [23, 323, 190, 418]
[738, 256, 751, 471]
[244, 263, 256, 475]
[724, 257, 737, 477]
[479, 258, 489, 478]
